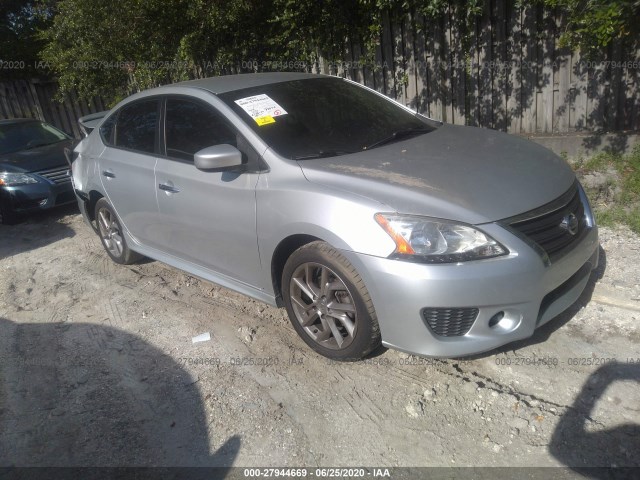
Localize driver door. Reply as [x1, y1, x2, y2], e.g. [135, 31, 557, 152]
[153, 96, 262, 287]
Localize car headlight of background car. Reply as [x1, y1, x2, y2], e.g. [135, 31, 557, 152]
[0, 172, 40, 186]
[375, 213, 508, 263]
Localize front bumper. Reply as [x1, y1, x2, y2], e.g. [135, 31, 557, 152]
[0, 181, 75, 214]
[344, 222, 599, 358]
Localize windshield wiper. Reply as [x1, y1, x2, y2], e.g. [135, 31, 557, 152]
[292, 150, 354, 160]
[363, 127, 431, 150]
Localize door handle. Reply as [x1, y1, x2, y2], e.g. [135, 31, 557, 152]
[102, 170, 115, 178]
[158, 183, 180, 193]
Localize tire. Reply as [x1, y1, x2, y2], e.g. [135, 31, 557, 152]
[282, 241, 381, 361]
[94, 198, 141, 265]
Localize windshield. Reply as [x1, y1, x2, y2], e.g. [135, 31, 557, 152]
[0, 121, 69, 155]
[218, 77, 435, 159]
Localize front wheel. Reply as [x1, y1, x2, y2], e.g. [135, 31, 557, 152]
[282, 241, 381, 361]
[95, 198, 141, 265]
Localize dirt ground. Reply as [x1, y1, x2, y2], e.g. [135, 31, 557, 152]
[0, 205, 639, 471]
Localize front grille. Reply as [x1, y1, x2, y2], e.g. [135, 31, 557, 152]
[35, 166, 71, 184]
[507, 183, 587, 262]
[421, 307, 478, 337]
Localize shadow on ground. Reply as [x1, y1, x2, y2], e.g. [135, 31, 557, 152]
[0, 318, 239, 470]
[550, 362, 640, 474]
[0, 204, 79, 260]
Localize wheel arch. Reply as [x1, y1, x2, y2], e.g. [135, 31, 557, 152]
[85, 190, 104, 232]
[270, 234, 322, 307]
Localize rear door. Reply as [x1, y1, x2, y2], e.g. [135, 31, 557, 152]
[97, 99, 160, 246]
[153, 96, 262, 286]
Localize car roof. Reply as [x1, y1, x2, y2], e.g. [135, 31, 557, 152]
[109, 73, 341, 112]
[171, 72, 328, 94]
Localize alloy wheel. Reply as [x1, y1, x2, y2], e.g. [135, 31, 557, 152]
[289, 262, 357, 350]
[97, 207, 124, 258]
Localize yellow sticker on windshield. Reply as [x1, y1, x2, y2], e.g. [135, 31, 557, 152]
[255, 115, 275, 126]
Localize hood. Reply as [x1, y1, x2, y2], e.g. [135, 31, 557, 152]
[298, 124, 575, 224]
[0, 140, 73, 174]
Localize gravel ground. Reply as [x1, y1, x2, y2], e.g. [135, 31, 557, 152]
[0, 205, 638, 471]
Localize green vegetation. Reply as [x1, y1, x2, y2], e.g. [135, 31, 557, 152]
[539, 0, 639, 55]
[0, 0, 53, 79]
[3, 0, 640, 234]
[574, 145, 640, 234]
[3, 0, 639, 102]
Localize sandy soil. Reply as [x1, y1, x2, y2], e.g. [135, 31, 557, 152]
[0, 205, 638, 470]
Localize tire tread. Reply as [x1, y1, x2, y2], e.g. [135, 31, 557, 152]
[284, 241, 381, 360]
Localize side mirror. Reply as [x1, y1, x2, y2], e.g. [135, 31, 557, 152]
[194, 144, 243, 171]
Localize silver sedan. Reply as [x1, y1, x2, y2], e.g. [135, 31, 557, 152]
[71, 72, 599, 360]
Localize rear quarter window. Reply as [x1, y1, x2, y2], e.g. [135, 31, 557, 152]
[99, 115, 116, 146]
[112, 100, 159, 154]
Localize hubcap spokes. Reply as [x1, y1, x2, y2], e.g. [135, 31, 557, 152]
[290, 263, 357, 350]
[98, 208, 123, 257]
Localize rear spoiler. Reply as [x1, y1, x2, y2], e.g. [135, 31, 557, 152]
[78, 110, 109, 137]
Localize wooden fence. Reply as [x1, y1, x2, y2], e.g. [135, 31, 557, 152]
[1, 2, 638, 136]
[0, 79, 107, 138]
[315, 2, 640, 134]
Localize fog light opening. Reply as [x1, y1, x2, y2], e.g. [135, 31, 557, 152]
[488, 311, 505, 328]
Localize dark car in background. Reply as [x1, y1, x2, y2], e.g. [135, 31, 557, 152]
[0, 119, 76, 224]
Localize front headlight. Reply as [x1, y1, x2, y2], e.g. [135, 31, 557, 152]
[0, 172, 39, 186]
[375, 213, 508, 263]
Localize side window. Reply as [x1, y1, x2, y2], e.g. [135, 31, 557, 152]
[165, 98, 237, 162]
[99, 114, 116, 146]
[114, 100, 159, 153]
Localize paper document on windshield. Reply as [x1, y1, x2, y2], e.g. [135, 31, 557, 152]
[235, 94, 287, 125]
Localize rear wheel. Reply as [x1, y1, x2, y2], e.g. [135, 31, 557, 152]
[282, 241, 381, 361]
[95, 198, 141, 264]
